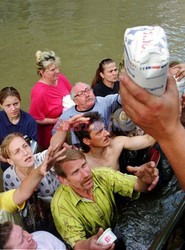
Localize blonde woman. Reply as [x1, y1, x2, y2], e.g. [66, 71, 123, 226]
[2, 133, 59, 197]
[29, 50, 72, 149]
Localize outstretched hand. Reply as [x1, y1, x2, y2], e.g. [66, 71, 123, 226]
[127, 161, 159, 191]
[57, 114, 90, 131]
[39, 144, 66, 175]
[119, 73, 180, 142]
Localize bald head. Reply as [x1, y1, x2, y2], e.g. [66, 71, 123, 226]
[70, 82, 95, 111]
[71, 82, 90, 99]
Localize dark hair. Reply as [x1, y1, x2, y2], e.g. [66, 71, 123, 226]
[54, 148, 85, 177]
[0, 87, 21, 105]
[91, 58, 115, 88]
[0, 221, 13, 249]
[74, 112, 102, 153]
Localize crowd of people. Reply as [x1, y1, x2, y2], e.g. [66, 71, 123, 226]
[0, 50, 185, 249]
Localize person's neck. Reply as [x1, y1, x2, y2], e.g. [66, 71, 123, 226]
[8, 115, 20, 124]
[88, 146, 108, 158]
[73, 186, 94, 200]
[15, 166, 34, 181]
[103, 79, 114, 89]
[76, 104, 93, 112]
[40, 77, 57, 86]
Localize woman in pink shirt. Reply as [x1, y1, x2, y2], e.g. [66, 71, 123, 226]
[29, 50, 72, 149]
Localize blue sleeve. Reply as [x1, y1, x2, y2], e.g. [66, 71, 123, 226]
[103, 94, 122, 112]
[27, 116, 38, 141]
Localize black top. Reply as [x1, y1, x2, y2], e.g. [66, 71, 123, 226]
[93, 80, 120, 97]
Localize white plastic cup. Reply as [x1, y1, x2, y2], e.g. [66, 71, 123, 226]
[97, 228, 117, 246]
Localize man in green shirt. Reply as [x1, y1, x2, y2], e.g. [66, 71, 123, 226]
[51, 148, 159, 249]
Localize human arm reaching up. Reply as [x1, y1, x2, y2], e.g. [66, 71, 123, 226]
[13, 144, 66, 205]
[50, 114, 90, 147]
[119, 73, 185, 190]
[113, 133, 155, 152]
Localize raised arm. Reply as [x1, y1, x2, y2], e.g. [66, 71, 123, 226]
[50, 114, 90, 147]
[113, 134, 155, 152]
[13, 144, 66, 205]
[120, 73, 185, 190]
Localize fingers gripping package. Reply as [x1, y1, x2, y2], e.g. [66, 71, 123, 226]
[124, 26, 169, 96]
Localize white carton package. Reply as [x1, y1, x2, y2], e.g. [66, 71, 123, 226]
[124, 26, 169, 96]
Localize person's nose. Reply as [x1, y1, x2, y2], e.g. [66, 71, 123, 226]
[21, 148, 29, 155]
[10, 104, 16, 110]
[113, 69, 118, 76]
[104, 129, 110, 137]
[81, 168, 89, 178]
[84, 91, 89, 97]
[54, 67, 59, 74]
[24, 231, 33, 241]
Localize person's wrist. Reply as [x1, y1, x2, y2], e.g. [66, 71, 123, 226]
[37, 163, 46, 176]
[157, 122, 184, 145]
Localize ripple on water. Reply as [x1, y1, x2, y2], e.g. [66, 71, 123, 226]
[117, 175, 185, 249]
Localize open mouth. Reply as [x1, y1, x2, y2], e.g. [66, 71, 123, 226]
[25, 156, 32, 162]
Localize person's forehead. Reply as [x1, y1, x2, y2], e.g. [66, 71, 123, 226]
[9, 137, 26, 151]
[63, 158, 86, 173]
[104, 62, 117, 71]
[3, 96, 20, 105]
[73, 83, 89, 93]
[11, 224, 22, 238]
[89, 121, 104, 133]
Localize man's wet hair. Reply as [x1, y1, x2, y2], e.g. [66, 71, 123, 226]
[74, 111, 102, 153]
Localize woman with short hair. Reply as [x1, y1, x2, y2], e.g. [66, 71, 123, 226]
[29, 50, 72, 149]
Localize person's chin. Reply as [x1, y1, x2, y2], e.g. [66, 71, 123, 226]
[86, 100, 95, 109]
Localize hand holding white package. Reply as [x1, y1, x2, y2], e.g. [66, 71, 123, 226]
[124, 26, 169, 96]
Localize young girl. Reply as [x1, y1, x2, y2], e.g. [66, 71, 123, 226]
[0, 87, 37, 170]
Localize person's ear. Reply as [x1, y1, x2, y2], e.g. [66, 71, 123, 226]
[7, 158, 14, 166]
[83, 138, 90, 146]
[58, 176, 69, 185]
[100, 72, 104, 79]
[40, 69, 45, 77]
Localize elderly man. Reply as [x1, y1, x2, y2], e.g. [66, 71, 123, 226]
[119, 72, 185, 190]
[52, 82, 121, 144]
[0, 222, 66, 249]
[51, 148, 159, 250]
